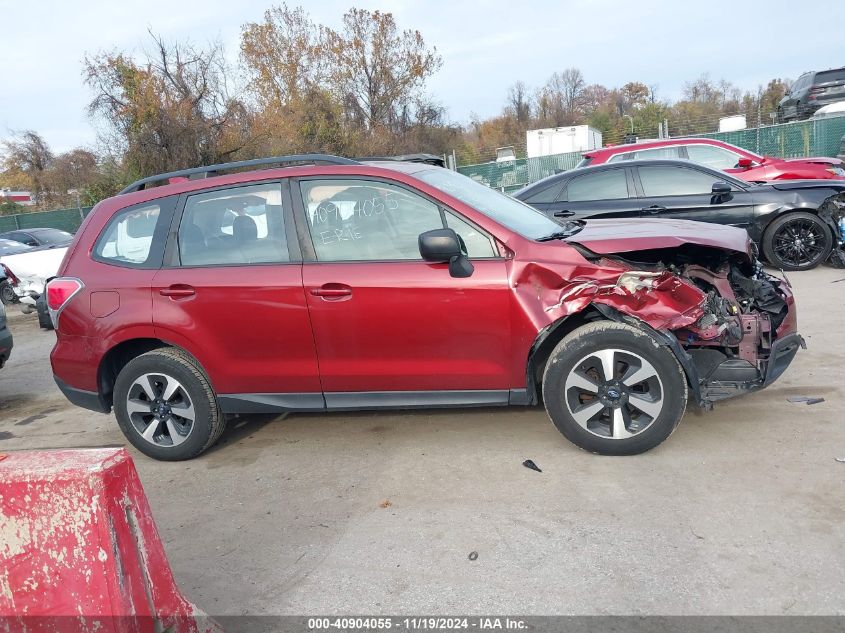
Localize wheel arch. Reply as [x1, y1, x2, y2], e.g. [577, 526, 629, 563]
[97, 338, 209, 410]
[524, 307, 604, 405]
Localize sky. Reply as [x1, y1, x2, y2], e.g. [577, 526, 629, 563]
[1, 0, 843, 153]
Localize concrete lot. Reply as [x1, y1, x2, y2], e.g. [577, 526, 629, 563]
[1, 267, 844, 616]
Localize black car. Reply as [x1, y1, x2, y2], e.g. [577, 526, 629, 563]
[778, 67, 845, 122]
[0, 228, 73, 248]
[513, 159, 845, 271]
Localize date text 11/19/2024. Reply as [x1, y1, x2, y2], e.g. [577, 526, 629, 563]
[307, 616, 528, 630]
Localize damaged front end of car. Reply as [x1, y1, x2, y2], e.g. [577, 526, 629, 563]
[523, 240, 804, 409]
[820, 194, 845, 268]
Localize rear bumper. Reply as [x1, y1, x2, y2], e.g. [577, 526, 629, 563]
[54, 375, 110, 413]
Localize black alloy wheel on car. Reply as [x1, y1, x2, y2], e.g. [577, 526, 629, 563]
[762, 212, 832, 271]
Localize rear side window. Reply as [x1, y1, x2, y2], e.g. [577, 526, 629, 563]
[523, 181, 564, 204]
[95, 204, 161, 265]
[632, 147, 681, 160]
[565, 170, 629, 202]
[178, 183, 289, 266]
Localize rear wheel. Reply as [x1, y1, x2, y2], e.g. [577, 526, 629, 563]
[542, 321, 688, 456]
[762, 212, 832, 271]
[113, 348, 226, 461]
[0, 281, 16, 305]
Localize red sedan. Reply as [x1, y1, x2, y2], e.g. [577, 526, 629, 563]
[578, 138, 845, 182]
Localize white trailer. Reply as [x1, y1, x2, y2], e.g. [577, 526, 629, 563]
[718, 115, 747, 133]
[526, 126, 603, 158]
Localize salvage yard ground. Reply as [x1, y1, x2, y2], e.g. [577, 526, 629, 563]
[1, 267, 844, 616]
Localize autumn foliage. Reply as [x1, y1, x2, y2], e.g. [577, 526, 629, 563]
[0, 4, 790, 210]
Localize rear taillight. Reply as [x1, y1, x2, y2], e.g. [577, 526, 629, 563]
[809, 86, 824, 94]
[46, 277, 84, 328]
[0, 263, 19, 286]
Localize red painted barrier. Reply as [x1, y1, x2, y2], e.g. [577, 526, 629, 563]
[0, 448, 221, 633]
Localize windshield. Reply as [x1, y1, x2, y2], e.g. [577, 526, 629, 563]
[416, 168, 568, 240]
[817, 69, 845, 84]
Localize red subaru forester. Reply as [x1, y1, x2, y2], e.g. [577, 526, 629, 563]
[48, 155, 803, 460]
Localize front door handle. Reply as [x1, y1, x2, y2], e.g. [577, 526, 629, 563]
[640, 205, 666, 215]
[310, 284, 353, 300]
[160, 284, 196, 298]
[554, 210, 574, 218]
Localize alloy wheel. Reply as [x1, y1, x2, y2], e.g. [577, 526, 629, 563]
[126, 373, 195, 447]
[564, 348, 664, 439]
[772, 218, 827, 267]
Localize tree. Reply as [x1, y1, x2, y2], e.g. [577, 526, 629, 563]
[46, 149, 98, 200]
[621, 82, 650, 109]
[84, 33, 253, 176]
[506, 81, 531, 124]
[536, 67, 585, 126]
[1, 131, 54, 206]
[323, 8, 442, 133]
[240, 4, 324, 109]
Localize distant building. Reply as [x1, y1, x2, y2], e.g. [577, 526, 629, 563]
[0, 189, 35, 206]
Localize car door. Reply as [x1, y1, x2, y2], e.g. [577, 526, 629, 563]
[294, 176, 512, 406]
[633, 163, 757, 229]
[544, 167, 641, 220]
[151, 180, 323, 409]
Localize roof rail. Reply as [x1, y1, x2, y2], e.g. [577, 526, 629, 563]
[118, 154, 360, 195]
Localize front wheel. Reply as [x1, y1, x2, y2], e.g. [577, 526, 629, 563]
[542, 321, 688, 456]
[762, 212, 832, 271]
[113, 348, 226, 460]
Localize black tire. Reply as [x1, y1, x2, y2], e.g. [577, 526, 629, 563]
[542, 321, 688, 456]
[113, 347, 226, 461]
[0, 281, 16, 306]
[35, 293, 52, 329]
[762, 211, 832, 271]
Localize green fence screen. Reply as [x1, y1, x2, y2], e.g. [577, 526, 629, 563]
[457, 115, 845, 191]
[0, 206, 93, 234]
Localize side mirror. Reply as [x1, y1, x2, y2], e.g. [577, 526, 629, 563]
[711, 182, 732, 201]
[418, 228, 474, 278]
[737, 157, 754, 169]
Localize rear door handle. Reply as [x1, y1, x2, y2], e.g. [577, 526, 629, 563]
[310, 284, 353, 300]
[159, 285, 195, 298]
[640, 205, 666, 215]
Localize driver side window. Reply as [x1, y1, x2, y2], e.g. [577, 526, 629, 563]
[300, 179, 496, 261]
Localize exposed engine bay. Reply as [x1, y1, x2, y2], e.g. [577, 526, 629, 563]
[589, 244, 802, 406]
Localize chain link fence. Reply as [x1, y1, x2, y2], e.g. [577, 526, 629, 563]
[0, 206, 93, 234]
[457, 115, 845, 192]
